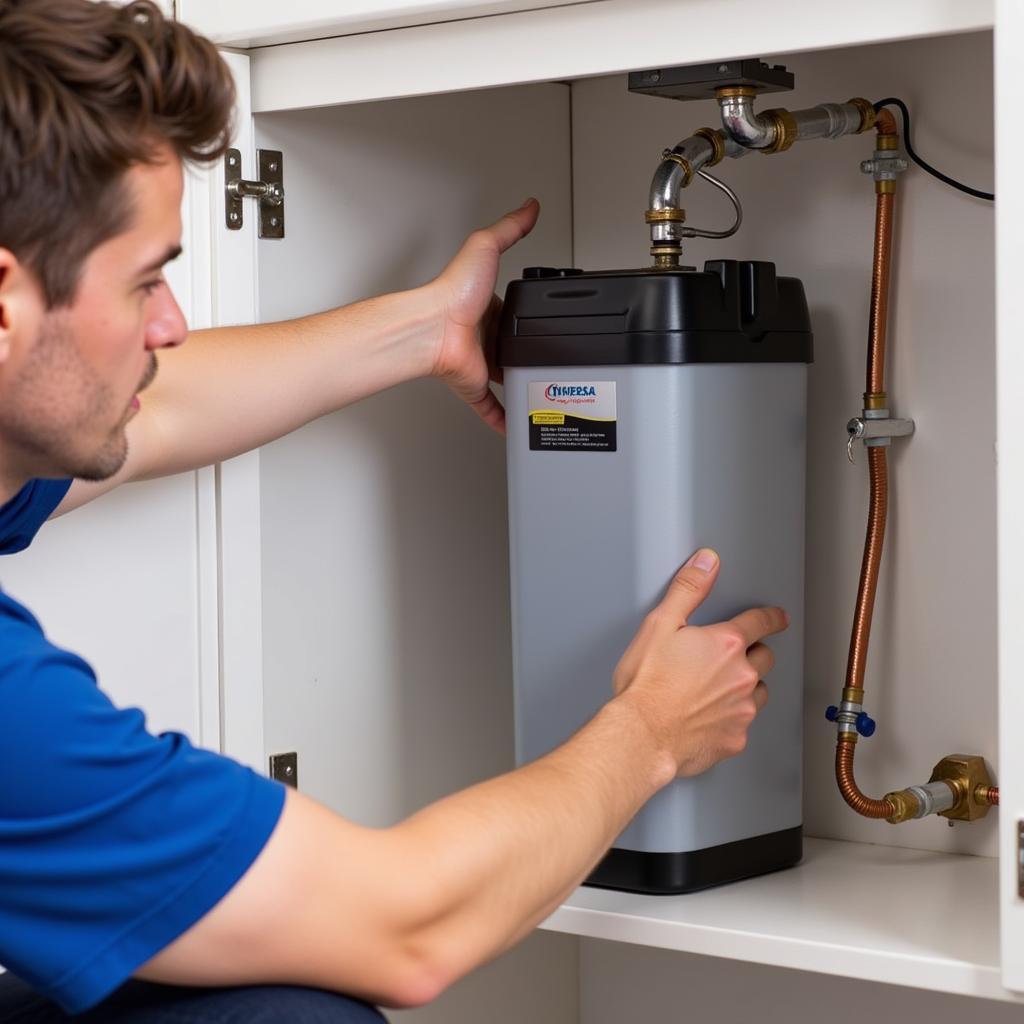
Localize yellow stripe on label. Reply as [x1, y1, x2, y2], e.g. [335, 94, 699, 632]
[531, 411, 565, 425]
[529, 410, 616, 423]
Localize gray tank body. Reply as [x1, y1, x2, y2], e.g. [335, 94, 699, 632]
[504, 362, 807, 855]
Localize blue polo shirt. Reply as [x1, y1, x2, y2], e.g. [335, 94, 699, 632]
[0, 479, 286, 1013]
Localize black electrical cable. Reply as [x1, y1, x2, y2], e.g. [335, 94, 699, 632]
[872, 97, 994, 201]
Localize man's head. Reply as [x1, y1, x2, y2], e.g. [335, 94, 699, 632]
[0, 0, 234, 484]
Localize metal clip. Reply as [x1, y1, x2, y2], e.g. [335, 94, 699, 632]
[860, 152, 909, 182]
[846, 414, 915, 461]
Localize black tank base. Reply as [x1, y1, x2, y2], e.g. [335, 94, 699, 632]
[585, 826, 803, 895]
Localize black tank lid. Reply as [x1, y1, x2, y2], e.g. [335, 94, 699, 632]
[497, 260, 813, 367]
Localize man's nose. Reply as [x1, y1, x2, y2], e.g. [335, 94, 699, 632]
[144, 286, 188, 350]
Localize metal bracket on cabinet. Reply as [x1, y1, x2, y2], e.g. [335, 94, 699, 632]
[225, 148, 285, 238]
[1019, 821, 1024, 899]
[269, 751, 298, 788]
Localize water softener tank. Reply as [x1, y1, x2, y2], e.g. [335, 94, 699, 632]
[497, 260, 812, 894]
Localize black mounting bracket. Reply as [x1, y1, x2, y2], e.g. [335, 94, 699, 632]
[628, 59, 794, 102]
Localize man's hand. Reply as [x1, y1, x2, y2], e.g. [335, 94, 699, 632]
[612, 547, 786, 779]
[431, 198, 540, 435]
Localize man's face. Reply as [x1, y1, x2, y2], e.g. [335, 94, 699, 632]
[0, 149, 187, 483]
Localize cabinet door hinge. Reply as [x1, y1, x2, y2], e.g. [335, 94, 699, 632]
[269, 751, 298, 788]
[225, 148, 285, 238]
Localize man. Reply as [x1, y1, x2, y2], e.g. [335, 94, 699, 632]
[0, 1, 786, 1020]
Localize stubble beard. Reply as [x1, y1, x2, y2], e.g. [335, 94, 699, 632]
[0, 313, 148, 483]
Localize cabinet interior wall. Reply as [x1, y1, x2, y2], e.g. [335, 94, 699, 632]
[253, 83, 573, 827]
[253, 29, 995, 861]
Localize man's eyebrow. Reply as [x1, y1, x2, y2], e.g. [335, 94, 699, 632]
[136, 244, 183, 277]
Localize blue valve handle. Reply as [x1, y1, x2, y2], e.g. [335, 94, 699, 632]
[856, 712, 876, 737]
[824, 705, 877, 737]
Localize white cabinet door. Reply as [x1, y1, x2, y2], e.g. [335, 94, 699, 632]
[995, 0, 1024, 994]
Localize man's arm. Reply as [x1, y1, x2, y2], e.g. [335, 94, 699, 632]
[135, 552, 784, 1008]
[55, 200, 539, 515]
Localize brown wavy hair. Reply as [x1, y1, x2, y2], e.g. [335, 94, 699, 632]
[0, 0, 235, 307]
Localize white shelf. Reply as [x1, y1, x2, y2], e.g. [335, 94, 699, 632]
[540, 838, 1019, 1002]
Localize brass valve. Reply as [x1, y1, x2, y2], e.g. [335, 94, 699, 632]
[884, 755, 996, 824]
[930, 754, 996, 822]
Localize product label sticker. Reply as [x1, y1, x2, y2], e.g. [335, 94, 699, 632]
[528, 381, 617, 452]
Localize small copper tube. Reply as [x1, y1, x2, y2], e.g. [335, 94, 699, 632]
[834, 109, 899, 820]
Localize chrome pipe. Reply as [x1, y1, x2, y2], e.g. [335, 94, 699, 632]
[647, 130, 749, 243]
[792, 102, 864, 142]
[717, 91, 775, 148]
[906, 781, 958, 819]
[648, 136, 717, 211]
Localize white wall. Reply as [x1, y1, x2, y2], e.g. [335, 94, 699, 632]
[572, 30, 997, 857]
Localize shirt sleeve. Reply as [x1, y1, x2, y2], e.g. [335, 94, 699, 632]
[0, 606, 286, 1014]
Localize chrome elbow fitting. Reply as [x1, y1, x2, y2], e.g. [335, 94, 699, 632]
[716, 86, 775, 149]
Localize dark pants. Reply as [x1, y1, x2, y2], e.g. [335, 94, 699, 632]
[0, 972, 388, 1022]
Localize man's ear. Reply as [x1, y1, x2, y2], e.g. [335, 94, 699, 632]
[0, 248, 43, 366]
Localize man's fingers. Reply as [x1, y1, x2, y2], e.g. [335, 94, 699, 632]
[753, 680, 769, 711]
[467, 386, 506, 436]
[486, 198, 540, 255]
[658, 548, 720, 626]
[746, 641, 775, 678]
[730, 605, 789, 646]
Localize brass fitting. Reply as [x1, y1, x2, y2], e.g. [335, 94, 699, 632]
[693, 127, 726, 167]
[975, 785, 999, 806]
[876, 180, 896, 195]
[848, 97, 878, 134]
[929, 755, 995, 822]
[715, 85, 757, 100]
[645, 208, 686, 224]
[885, 755, 997, 825]
[877, 134, 899, 152]
[863, 392, 888, 411]
[650, 245, 682, 270]
[660, 152, 695, 188]
[759, 108, 798, 155]
[884, 788, 922, 824]
[842, 686, 864, 705]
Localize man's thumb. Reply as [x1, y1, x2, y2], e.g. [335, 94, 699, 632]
[661, 549, 720, 625]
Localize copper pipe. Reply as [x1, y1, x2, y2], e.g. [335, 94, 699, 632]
[837, 740, 892, 818]
[867, 194, 895, 395]
[875, 107, 898, 136]
[835, 112, 899, 819]
[846, 446, 888, 693]
[979, 786, 1000, 806]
